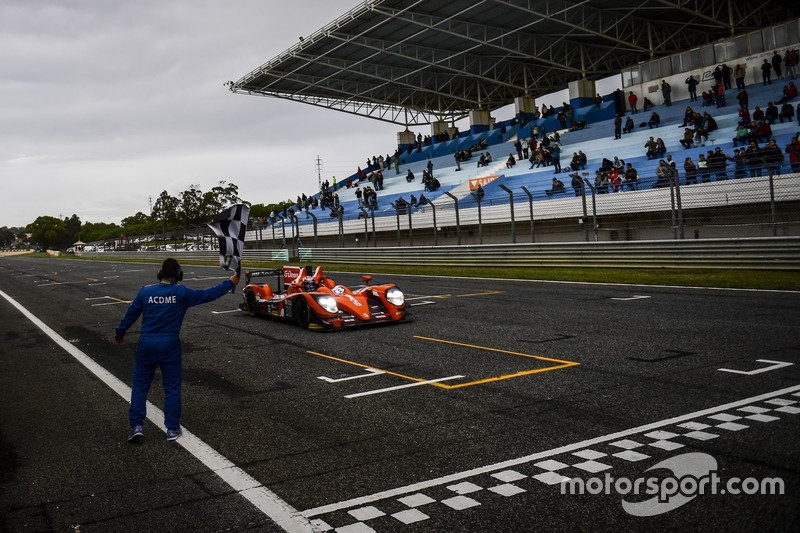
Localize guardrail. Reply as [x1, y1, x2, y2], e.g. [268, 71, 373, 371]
[299, 237, 800, 270]
[75, 237, 800, 270]
[77, 249, 289, 263]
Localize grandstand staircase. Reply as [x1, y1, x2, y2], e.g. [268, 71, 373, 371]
[431, 159, 509, 206]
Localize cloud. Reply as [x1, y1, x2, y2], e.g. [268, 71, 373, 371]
[0, 0, 402, 227]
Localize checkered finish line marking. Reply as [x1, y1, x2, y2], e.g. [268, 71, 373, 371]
[302, 384, 800, 531]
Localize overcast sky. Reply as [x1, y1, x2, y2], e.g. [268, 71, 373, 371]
[0, 0, 410, 228]
[1, 1, 616, 230]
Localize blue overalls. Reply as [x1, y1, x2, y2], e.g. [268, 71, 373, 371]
[116, 278, 233, 430]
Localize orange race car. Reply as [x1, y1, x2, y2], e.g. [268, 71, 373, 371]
[240, 265, 408, 330]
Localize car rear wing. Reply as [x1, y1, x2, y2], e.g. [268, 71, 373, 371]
[244, 266, 309, 293]
[244, 269, 281, 284]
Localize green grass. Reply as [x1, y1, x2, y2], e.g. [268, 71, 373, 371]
[19, 252, 800, 290]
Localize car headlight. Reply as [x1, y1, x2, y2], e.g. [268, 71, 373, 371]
[315, 295, 339, 314]
[385, 287, 404, 306]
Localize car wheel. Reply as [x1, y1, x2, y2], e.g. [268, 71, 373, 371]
[295, 297, 312, 329]
[245, 288, 258, 316]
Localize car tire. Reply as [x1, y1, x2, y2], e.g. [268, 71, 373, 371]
[245, 288, 258, 316]
[295, 297, 312, 329]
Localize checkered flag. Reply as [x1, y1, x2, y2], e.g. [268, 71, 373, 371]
[207, 203, 249, 273]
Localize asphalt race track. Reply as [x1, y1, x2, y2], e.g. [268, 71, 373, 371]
[1, 256, 799, 533]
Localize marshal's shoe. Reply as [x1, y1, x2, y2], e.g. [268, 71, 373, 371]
[166, 428, 182, 441]
[128, 425, 143, 442]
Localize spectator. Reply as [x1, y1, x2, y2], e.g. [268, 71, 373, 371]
[684, 157, 698, 185]
[686, 75, 699, 101]
[778, 82, 798, 104]
[703, 112, 718, 133]
[709, 147, 728, 180]
[697, 153, 710, 182]
[786, 49, 800, 79]
[755, 120, 773, 143]
[394, 197, 408, 214]
[734, 63, 746, 91]
[506, 153, 516, 168]
[648, 111, 660, 128]
[643, 97, 654, 112]
[732, 123, 750, 147]
[744, 141, 763, 177]
[661, 80, 672, 107]
[570, 152, 581, 171]
[736, 88, 748, 110]
[680, 128, 695, 149]
[761, 59, 772, 85]
[624, 163, 639, 191]
[628, 91, 638, 113]
[613, 114, 622, 139]
[655, 138, 667, 159]
[714, 82, 726, 108]
[727, 149, 747, 179]
[623, 115, 634, 134]
[406, 169, 415, 182]
[570, 171, 583, 196]
[721, 63, 732, 90]
[765, 102, 779, 123]
[739, 106, 751, 124]
[681, 106, 695, 126]
[551, 144, 562, 173]
[578, 151, 587, 169]
[608, 168, 622, 192]
[772, 50, 783, 80]
[545, 177, 565, 196]
[645, 137, 658, 159]
[475, 184, 485, 201]
[753, 105, 765, 122]
[653, 160, 672, 188]
[666, 154, 678, 175]
[785, 137, 800, 174]
[779, 102, 795, 123]
[595, 171, 609, 193]
[764, 139, 784, 175]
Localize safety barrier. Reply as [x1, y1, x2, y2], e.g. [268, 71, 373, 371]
[77, 249, 289, 263]
[74, 238, 799, 270]
[299, 236, 800, 270]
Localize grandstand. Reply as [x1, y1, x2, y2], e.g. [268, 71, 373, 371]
[230, 1, 800, 249]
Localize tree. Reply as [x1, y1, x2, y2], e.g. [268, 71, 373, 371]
[27, 216, 69, 250]
[179, 184, 204, 225]
[0, 227, 20, 247]
[78, 222, 121, 243]
[64, 214, 81, 242]
[200, 181, 243, 221]
[151, 190, 180, 233]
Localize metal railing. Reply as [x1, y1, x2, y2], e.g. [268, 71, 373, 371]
[299, 236, 800, 270]
[280, 166, 800, 246]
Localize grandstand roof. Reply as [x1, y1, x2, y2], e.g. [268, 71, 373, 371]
[230, 0, 794, 126]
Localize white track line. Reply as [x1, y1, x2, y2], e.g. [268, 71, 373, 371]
[344, 375, 464, 398]
[0, 289, 315, 533]
[302, 383, 800, 518]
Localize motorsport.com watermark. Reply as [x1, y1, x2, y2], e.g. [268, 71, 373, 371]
[561, 452, 784, 516]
